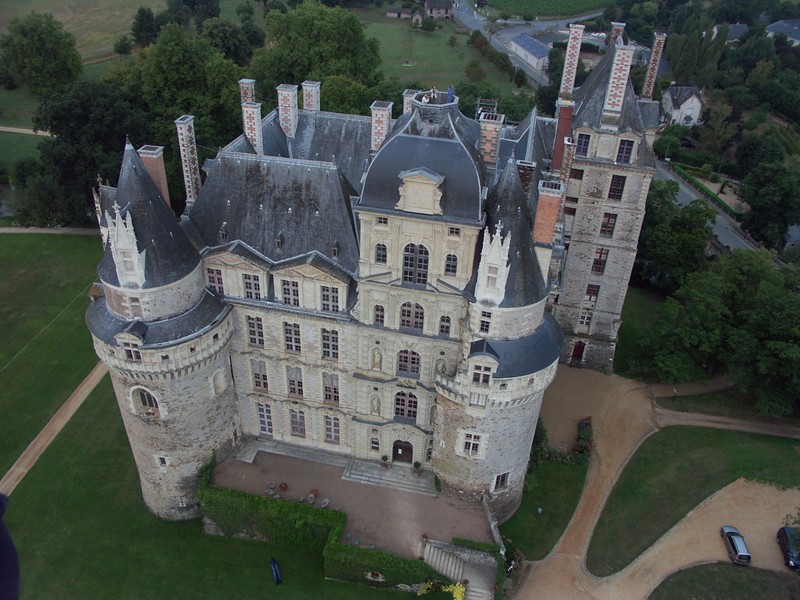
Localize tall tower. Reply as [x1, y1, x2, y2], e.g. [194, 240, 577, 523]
[87, 141, 239, 520]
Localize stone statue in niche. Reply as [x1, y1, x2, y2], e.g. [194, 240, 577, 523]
[435, 359, 446, 375]
[372, 349, 383, 370]
[371, 397, 380, 415]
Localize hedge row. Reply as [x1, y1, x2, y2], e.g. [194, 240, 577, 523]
[672, 164, 743, 219]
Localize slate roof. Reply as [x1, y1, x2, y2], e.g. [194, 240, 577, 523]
[359, 97, 485, 224]
[511, 34, 550, 60]
[725, 23, 749, 41]
[468, 313, 563, 377]
[485, 159, 547, 308]
[638, 99, 661, 130]
[86, 292, 229, 347]
[666, 85, 701, 107]
[96, 141, 200, 288]
[767, 19, 800, 42]
[189, 153, 360, 276]
[425, 0, 452, 9]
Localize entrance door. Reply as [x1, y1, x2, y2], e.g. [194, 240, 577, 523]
[571, 341, 585, 362]
[392, 440, 413, 464]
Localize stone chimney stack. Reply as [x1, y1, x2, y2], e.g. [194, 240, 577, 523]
[370, 100, 393, 156]
[601, 44, 635, 130]
[516, 160, 536, 193]
[479, 112, 505, 168]
[276, 83, 298, 138]
[533, 180, 563, 277]
[238, 78, 256, 104]
[610, 21, 626, 44]
[242, 102, 263, 156]
[642, 32, 666, 99]
[174, 115, 202, 213]
[302, 80, 321, 112]
[138, 145, 171, 208]
[559, 23, 585, 99]
[403, 89, 419, 114]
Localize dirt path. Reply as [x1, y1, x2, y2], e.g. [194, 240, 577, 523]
[0, 362, 107, 495]
[515, 366, 800, 600]
[0, 126, 49, 137]
[0, 226, 99, 236]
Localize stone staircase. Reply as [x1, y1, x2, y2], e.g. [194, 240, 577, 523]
[342, 458, 436, 496]
[424, 540, 498, 600]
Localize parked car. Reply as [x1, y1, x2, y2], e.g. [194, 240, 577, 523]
[777, 527, 800, 570]
[721, 526, 752, 565]
[680, 137, 695, 148]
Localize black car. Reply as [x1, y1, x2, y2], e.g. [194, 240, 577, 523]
[777, 527, 800, 570]
[680, 137, 695, 148]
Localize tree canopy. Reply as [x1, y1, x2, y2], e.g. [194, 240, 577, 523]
[0, 12, 82, 96]
[741, 162, 800, 248]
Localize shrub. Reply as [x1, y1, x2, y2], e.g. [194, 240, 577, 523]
[114, 35, 133, 55]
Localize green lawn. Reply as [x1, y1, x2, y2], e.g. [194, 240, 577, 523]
[0, 234, 102, 476]
[0, 83, 37, 129]
[356, 8, 517, 93]
[0, 131, 41, 173]
[499, 461, 588, 560]
[586, 426, 800, 576]
[487, 0, 607, 18]
[656, 390, 800, 426]
[649, 563, 800, 600]
[4, 376, 418, 599]
[614, 285, 665, 376]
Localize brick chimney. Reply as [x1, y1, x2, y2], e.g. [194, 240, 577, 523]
[533, 179, 563, 277]
[516, 160, 536, 193]
[242, 102, 263, 155]
[302, 80, 321, 112]
[642, 32, 666, 99]
[601, 45, 635, 131]
[479, 112, 505, 168]
[403, 89, 419, 114]
[610, 21, 626, 44]
[559, 23, 585, 99]
[174, 115, 202, 213]
[370, 100, 393, 156]
[138, 145, 170, 208]
[238, 78, 256, 104]
[276, 83, 298, 138]
[552, 104, 574, 171]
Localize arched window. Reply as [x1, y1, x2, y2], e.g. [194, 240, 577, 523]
[402, 244, 429, 285]
[397, 349, 421, 376]
[400, 302, 424, 331]
[439, 316, 451, 336]
[375, 243, 387, 264]
[374, 305, 385, 326]
[394, 391, 418, 418]
[136, 389, 159, 417]
[444, 254, 458, 275]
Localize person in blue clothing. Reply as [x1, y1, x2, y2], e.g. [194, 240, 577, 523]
[447, 84, 455, 103]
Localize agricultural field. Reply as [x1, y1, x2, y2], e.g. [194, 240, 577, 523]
[487, 0, 607, 18]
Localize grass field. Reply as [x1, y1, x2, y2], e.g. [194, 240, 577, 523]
[586, 426, 800, 576]
[488, 0, 607, 18]
[0, 234, 101, 476]
[0, 131, 41, 174]
[613, 285, 665, 377]
[4, 376, 424, 599]
[499, 461, 588, 560]
[650, 562, 800, 600]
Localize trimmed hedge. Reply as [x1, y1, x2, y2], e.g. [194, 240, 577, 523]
[672, 164, 743, 219]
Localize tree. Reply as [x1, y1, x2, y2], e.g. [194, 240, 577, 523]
[697, 102, 737, 155]
[193, 0, 221, 32]
[241, 20, 266, 49]
[465, 59, 486, 82]
[0, 12, 81, 97]
[131, 7, 158, 46]
[420, 17, 437, 32]
[741, 163, 800, 248]
[734, 133, 785, 176]
[114, 35, 133, 55]
[513, 67, 527, 88]
[320, 75, 370, 114]
[652, 135, 680, 160]
[236, 1, 255, 21]
[201, 18, 252, 66]
[250, 1, 381, 93]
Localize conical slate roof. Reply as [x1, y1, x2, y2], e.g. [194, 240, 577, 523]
[97, 141, 199, 288]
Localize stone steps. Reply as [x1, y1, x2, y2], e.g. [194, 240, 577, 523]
[424, 540, 498, 600]
[342, 459, 437, 496]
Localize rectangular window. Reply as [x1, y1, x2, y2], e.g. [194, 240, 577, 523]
[600, 213, 617, 237]
[247, 316, 264, 347]
[463, 433, 481, 456]
[569, 168, 584, 180]
[585, 284, 600, 302]
[472, 365, 491, 386]
[257, 402, 272, 435]
[207, 268, 224, 294]
[252, 359, 268, 390]
[322, 329, 339, 360]
[469, 393, 488, 407]
[325, 416, 340, 443]
[290, 409, 306, 437]
[284, 322, 301, 353]
[592, 248, 609, 274]
[129, 297, 142, 318]
[370, 437, 380, 452]
[323, 373, 339, 404]
[321, 286, 339, 312]
[486, 266, 498, 288]
[448, 227, 461, 236]
[394, 394, 418, 418]
[575, 133, 590, 157]
[579, 311, 592, 326]
[564, 206, 577, 216]
[494, 472, 509, 490]
[281, 280, 299, 306]
[608, 175, 626, 201]
[122, 342, 142, 362]
[374, 305, 385, 326]
[243, 273, 261, 299]
[616, 139, 634, 164]
[287, 367, 304, 397]
[479, 311, 491, 334]
[376, 216, 388, 225]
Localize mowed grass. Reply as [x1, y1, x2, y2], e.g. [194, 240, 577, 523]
[586, 426, 800, 576]
[356, 8, 516, 93]
[488, 0, 607, 18]
[650, 563, 800, 600]
[0, 131, 41, 173]
[499, 461, 588, 560]
[613, 285, 665, 376]
[0, 234, 101, 476]
[4, 376, 418, 599]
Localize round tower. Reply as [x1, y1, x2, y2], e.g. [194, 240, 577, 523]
[87, 142, 239, 520]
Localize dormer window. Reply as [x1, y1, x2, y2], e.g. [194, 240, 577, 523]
[218, 223, 228, 243]
[332, 242, 339, 259]
[486, 267, 498, 288]
[576, 133, 590, 157]
[377, 216, 388, 226]
[275, 234, 283, 249]
[122, 341, 142, 363]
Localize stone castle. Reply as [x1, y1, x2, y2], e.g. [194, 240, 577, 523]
[86, 24, 660, 522]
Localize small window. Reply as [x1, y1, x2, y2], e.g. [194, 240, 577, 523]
[138, 389, 158, 410]
[585, 284, 600, 302]
[575, 133, 590, 157]
[331, 243, 339, 258]
[122, 342, 142, 363]
[608, 175, 626, 201]
[479, 311, 491, 334]
[370, 437, 380, 452]
[243, 273, 261, 299]
[579, 311, 592, 326]
[400, 302, 424, 331]
[616, 139, 634, 164]
[375, 243, 387, 264]
[494, 472, 509, 490]
[325, 416, 340, 443]
[592, 248, 608, 274]
[287, 367, 304, 397]
[284, 322, 301, 353]
[472, 365, 491, 386]
[290, 409, 306, 436]
[207, 268, 224, 294]
[281, 280, 299, 306]
[376, 216, 388, 225]
[322, 328, 339, 360]
[569, 168, 584, 180]
[323, 372, 340, 404]
[247, 316, 264, 347]
[252, 359, 268, 390]
[600, 213, 617, 237]
[463, 433, 481, 456]
[565, 196, 579, 203]
[257, 402, 273, 435]
[439, 316, 451, 336]
[448, 227, 461, 236]
[444, 254, 458, 276]
[374, 305, 385, 326]
[321, 286, 339, 312]
[158, 456, 167, 466]
[486, 267, 498, 289]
